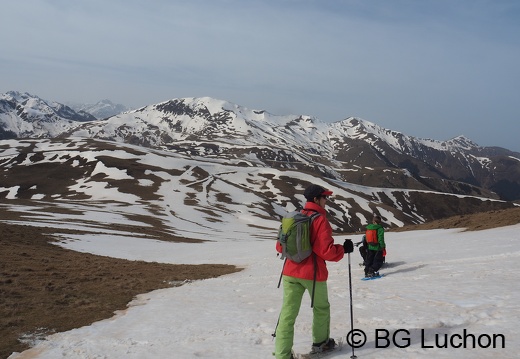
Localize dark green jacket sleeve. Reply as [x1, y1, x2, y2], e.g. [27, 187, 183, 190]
[377, 226, 385, 249]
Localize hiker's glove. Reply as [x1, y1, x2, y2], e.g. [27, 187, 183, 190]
[343, 239, 354, 253]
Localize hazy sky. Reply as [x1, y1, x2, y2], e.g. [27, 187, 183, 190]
[1, 0, 519, 151]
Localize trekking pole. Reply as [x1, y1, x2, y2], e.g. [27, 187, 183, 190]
[277, 258, 287, 289]
[348, 252, 357, 359]
[273, 257, 287, 339]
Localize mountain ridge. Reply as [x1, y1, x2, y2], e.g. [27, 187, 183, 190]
[1, 91, 519, 203]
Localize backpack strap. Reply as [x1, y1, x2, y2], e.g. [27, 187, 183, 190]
[302, 209, 321, 229]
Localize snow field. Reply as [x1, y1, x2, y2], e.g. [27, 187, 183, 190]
[8, 223, 520, 358]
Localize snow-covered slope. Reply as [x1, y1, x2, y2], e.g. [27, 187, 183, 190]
[3, 197, 520, 359]
[329, 117, 479, 153]
[0, 138, 514, 233]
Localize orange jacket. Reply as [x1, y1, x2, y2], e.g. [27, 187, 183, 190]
[276, 202, 344, 281]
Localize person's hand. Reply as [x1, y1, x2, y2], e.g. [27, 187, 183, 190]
[343, 239, 354, 253]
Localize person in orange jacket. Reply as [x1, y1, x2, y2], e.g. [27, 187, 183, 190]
[274, 184, 354, 359]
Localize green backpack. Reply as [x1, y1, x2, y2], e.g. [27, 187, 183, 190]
[277, 211, 320, 263]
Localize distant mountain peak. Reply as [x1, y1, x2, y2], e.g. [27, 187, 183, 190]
[2, 90, 36, 103]
[445, 135, 479, 149]
[68, 99, 130, 120]
[0, 91, 96, 138]
[152, 96, 274, 119]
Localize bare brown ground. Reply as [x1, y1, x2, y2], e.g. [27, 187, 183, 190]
[0, 219, 240, 359]
[391, 206, 520, 232]
[1, 206, 519, 358]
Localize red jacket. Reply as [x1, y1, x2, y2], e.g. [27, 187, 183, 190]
[276, 202, 344, 281]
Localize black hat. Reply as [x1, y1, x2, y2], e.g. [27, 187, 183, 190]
[303, 184, 333, 201]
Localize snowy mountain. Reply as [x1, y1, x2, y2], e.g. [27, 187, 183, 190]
[1, 92, 520, 203]
[64, 96, 520, 202]
[0, 91, 95, 139]
[68, 99, 130, 120]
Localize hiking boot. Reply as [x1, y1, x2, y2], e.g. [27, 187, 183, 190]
[365, 269, 379, 278]
[310, 338, 337, 354]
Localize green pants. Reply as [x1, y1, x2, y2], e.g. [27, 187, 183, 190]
[274, 276, 330, 359]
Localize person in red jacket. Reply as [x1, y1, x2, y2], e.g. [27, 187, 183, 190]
[274, 184, 354, 359]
